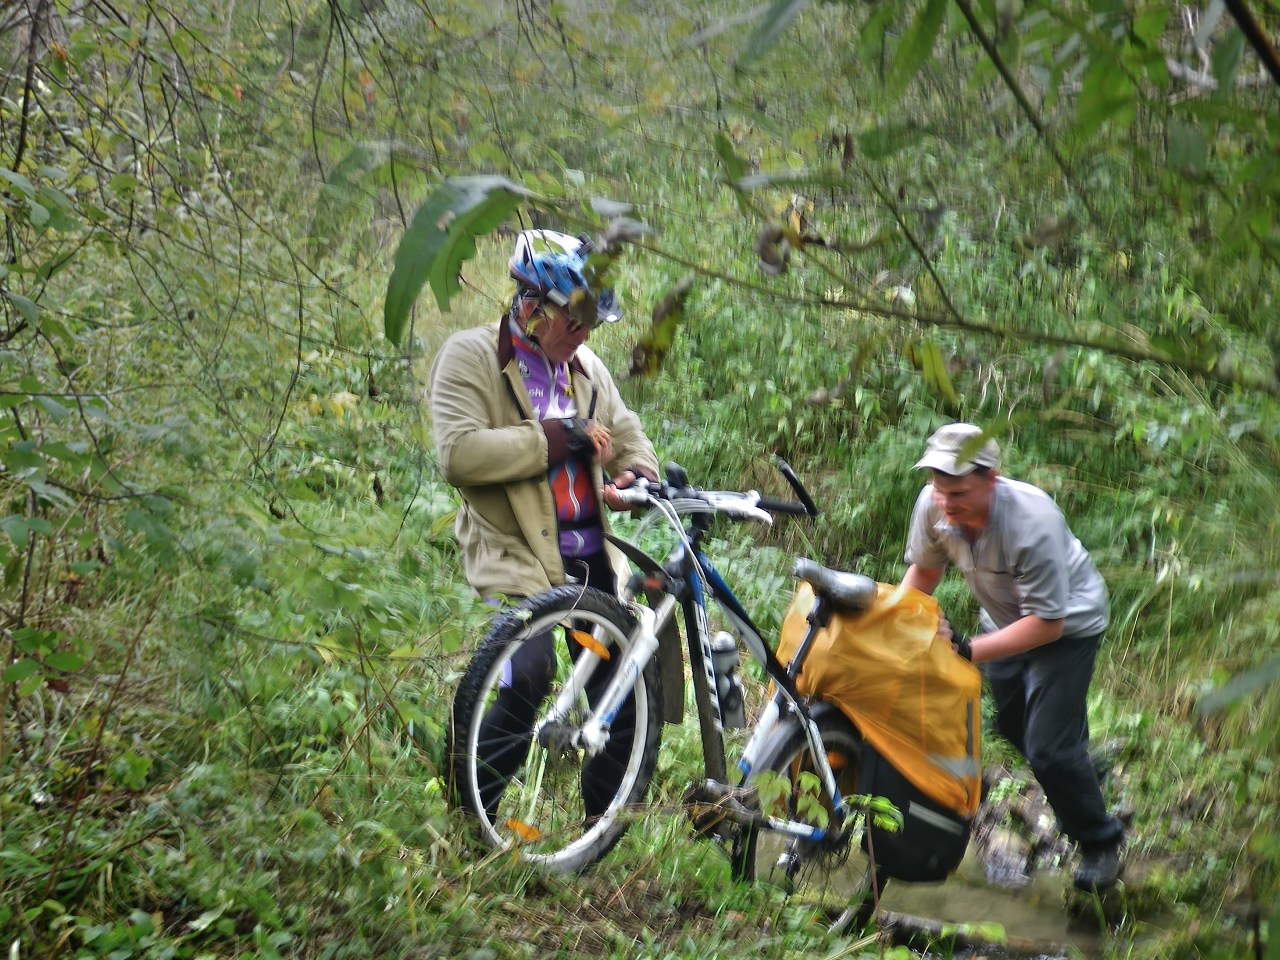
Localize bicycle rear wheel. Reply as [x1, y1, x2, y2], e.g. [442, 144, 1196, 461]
[448, 585, 663, 873]
[732, 705, 884, 921]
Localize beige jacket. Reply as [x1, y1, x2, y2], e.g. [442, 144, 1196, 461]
[429, 315, 659, 600]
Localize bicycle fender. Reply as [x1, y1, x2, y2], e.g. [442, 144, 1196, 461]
[606, 533, 664, 576]
[765, 701, 862, 769]
[656, 613, 684, 723]
[606, 534, 685, 724]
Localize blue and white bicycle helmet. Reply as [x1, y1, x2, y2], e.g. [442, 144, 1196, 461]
[509, 229, 621, 326]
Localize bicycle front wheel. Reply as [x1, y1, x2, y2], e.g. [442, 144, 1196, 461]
[733, 705, 883, 918]
[448, 585, 663, 873]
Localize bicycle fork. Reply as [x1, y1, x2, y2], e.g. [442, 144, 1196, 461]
[532, 594, 678, 756]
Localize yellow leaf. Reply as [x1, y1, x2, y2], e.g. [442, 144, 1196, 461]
[505, 819, 544, 842]
[327, 390, 361, 421]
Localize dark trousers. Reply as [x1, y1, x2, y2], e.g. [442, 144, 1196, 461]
[983, 632, 1123, 850]
[475, 551, 637, 820]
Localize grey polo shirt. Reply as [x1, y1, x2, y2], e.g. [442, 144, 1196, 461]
[905, 477, 1108, 638]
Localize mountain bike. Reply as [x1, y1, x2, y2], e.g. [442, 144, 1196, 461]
[446, 459, 891, 917]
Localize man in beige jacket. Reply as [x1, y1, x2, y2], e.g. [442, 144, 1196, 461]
[430, 229, 659, 817]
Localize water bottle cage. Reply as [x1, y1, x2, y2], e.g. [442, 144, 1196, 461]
[711, 632, 747, 729]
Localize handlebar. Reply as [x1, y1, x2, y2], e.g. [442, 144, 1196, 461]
[773, 456, 821, 517]
[609, 459, 821, 522]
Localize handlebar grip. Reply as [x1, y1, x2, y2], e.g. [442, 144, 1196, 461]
[756, 496, 811, 516]
[773, 458, 820, 517]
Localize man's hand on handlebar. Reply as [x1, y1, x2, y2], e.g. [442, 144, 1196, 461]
[603, 470, 653, 512]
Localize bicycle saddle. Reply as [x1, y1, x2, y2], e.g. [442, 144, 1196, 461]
[791, 558, 877, 613]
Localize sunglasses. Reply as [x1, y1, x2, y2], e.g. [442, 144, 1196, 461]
[540, 295, 600, 333]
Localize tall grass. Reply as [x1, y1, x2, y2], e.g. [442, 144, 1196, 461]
[2, 1, 1276, 958]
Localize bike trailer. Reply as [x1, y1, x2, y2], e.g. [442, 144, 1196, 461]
[777, 582, 982, 882]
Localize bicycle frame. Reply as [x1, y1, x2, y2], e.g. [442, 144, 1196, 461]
[546, 477, 856, 845]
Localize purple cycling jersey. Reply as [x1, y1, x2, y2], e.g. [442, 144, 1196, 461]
[511, 327, 602, 557]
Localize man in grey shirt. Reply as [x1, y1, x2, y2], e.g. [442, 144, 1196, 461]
[901, 422, 1124, 891]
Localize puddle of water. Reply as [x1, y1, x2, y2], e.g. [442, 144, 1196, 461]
[874, 849, 1105, 957]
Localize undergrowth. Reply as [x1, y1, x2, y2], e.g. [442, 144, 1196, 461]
[2, 1, 1277, 958]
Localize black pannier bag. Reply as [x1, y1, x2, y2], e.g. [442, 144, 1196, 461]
[859, 744, 972, 883]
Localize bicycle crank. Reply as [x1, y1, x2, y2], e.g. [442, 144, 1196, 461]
[683, 779, 761, 840]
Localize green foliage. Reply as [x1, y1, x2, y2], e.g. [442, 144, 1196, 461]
[886, 0, 950, 98]
[383, 175, 532, 343]
[3, 0, 1278, 957]
[740, 0, 812, 68]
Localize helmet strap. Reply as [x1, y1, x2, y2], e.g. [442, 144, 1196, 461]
[512, 296, 549, 349]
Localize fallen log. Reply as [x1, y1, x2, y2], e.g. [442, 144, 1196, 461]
[875, 908, 1074, 958]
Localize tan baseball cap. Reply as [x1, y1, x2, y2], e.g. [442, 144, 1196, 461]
[914, 422, 1001, 475]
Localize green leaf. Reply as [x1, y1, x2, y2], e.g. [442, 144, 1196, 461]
[45, 651, 85, 672]
[2, 658, 40, 684]
[27, 202, 50, 227]
[5, 291, 39, 325]
[35, 186, 79, 232]
[0, 168, 36, 197]
[0, 515, 29, 549]
[12, 627, 56, 653]
[740, 0, 812, 66]
[1132, 7, 1168, 47]
[188, 907, 226, 933]
[1167, 117, 1206, 174]
[887, 0, 948, 97]
[858, 4, 895, 66]
[310, 142, 388, 254]
[108, 173, 140, 196]
[3, 450, 43, 478]
[125, 506, 176, 551]
[920, 339, 959, 404]
[26, 517, 53, 536]
[382, 176, 533, 345]
[1210, 29, 1244, 101]
[25, 479, 74, 509]
[47, 51, 68, 83]
[1196, 657, 1280, 719]
[108, 751, 153, 791]
[1076, 57, 1136, 141]
[34, 395, 70, 421]
[710, 136, 743, 183]
[35, 440, 92, 466]
[858, 121, 930, 161]
[713, 133, 752, 215]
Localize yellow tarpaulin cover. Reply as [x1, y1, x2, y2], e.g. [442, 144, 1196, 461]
[777, 581, 983, 818]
